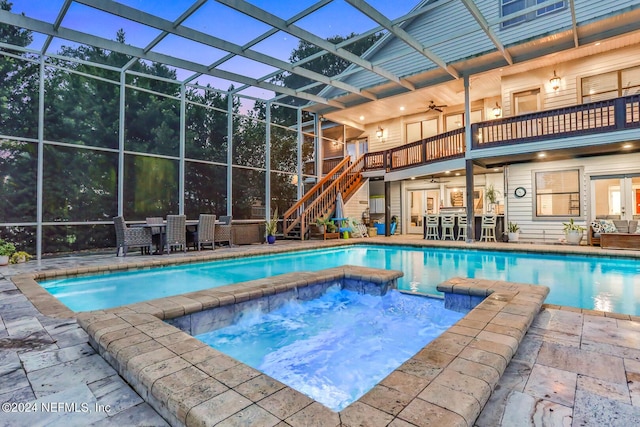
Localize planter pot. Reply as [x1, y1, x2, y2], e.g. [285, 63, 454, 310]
[508, 232, 520, 242]
[0, 255, 8, 266]
[266, 235, 276, 244]
[565, 230, 583, 245]
[317, 225, 325, 234]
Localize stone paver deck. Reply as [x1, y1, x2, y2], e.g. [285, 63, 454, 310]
[1, 236, 640, 426]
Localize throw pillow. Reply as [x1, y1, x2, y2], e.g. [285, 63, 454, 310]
[599, 219, 617, 233]
[590, 220, 602, 233]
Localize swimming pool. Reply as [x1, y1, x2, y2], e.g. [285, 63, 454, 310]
[196, 287, 464, 411]
[41, 245, 640, 315]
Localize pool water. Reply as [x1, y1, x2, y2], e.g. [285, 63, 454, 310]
[41, 245, 640, 315]
[195, 287, 463, 411]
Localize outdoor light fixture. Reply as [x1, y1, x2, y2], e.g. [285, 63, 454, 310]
[376, 126, 384, 139]
[550, 70, 561, 91]
[492, 102, 502, 118]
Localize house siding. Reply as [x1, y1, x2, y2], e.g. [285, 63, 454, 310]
[506, 152, 640, 243]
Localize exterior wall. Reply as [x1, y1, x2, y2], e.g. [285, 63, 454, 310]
[506, 152, 640, 243]
[501, 44, 640, 116]
[344, 179, 370, 221]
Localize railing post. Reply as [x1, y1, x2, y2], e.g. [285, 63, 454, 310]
[615, 97, 626, 130]
[470, 123, 479, 149]
[421, 139, 427, 163]
[384, 149, 389, 172]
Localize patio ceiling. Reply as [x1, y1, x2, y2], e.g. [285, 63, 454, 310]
[1, 0, 640, 124]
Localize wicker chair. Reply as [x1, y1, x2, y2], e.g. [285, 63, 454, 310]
[215, 215, 233, 247]
[194, 214, 216, 250]
[146, 217, 164, 252]
[113, 216, 153, 257]
[164, 214, 187, 253]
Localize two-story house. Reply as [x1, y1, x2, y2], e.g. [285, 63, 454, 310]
[304, 0, 640, 244]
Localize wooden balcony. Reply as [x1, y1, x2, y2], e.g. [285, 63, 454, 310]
[363, 94, 640, 173]
[473, 94, 640, 149]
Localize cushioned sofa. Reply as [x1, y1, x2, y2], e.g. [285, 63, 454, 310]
[590, 219, 640, 249]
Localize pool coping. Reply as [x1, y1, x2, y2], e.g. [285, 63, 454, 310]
[69, 266, 550, 427]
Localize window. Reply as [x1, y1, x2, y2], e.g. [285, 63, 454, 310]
[444, 110, 483, 131]
[501, 0, 566, 28]
[514, 89, 540, 114]
[406, 118, 437, 143]
[534, 169, 581, 218]
[581, 65, 640, 103]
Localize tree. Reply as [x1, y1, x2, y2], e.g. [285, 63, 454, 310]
[271, 32, 383, 105]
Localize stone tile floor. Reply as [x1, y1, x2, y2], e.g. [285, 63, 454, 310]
[1, 236, 640, 426]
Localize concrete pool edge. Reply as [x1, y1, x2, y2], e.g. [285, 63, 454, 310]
[75, 267, 549, 426]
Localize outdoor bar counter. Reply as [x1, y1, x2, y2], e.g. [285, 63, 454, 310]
[422, 213, 505, 241]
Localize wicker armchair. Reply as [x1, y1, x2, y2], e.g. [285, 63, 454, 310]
[194, 214, 216, 250]
[164, 214, 187, 253]
[215, 215, 233, 247]
[113, 216, 153, 257]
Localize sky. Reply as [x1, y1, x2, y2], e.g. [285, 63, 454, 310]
[7, 0, 422, 100]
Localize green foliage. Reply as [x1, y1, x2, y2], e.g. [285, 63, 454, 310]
[316, 216, 337, 233]
[0, 5, 370, 253]
[271, 32, 383, 106]
[10, 251, 31, 264]
[0, 239, 16, 256]
[265, 208, 279, 237]
[562, 218, 585, 232]
[507, 222, 520, 232]
[485, 184, 500, 204]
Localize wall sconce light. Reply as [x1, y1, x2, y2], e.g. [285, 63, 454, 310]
[550, 70, 561, 91]
[492, 102, 502, 118]
[376, 126, 384, 139]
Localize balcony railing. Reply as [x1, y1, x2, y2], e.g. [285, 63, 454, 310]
[473, 94, 640, 148]
[363, 94, 640, 173]
[364, 128, 465, 172]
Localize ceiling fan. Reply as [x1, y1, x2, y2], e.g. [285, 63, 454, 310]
[428, 176, 449, 183]
[427, 100, 447, 113]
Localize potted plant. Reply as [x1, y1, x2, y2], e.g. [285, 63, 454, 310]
[265, 208, 279, 244]
[10, 251, 32, 264]
[562, 218, 585, 245]
[507, 221, 520, 242]
[485, 184, 500, 212]
[315, 216, 332, 234]
[0, 239, 16, 266]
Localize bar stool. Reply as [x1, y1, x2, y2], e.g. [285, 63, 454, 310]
[457, 214, 467, 241]
[480, 214, 497, 242]
[425, 215, 440, 240]
[440, 214, 455, 240]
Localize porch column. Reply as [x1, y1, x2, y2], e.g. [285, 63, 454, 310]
[463, 75, 475, 242]
[465, 159, 475, 242]
[384, 181, 391, 236]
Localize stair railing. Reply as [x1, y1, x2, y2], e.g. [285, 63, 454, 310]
[296, 154, 366, 238]
[283, 156, 351, 236]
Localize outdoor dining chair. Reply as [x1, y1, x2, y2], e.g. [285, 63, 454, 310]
[194, 214, 216, 250]
[165, 214, 187, 253]
[146, 217, 164, 252]
[215, 215, 233, 247]
[113, 216, 153, 257]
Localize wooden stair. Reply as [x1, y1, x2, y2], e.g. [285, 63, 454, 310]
[283, 155, 366, 240]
